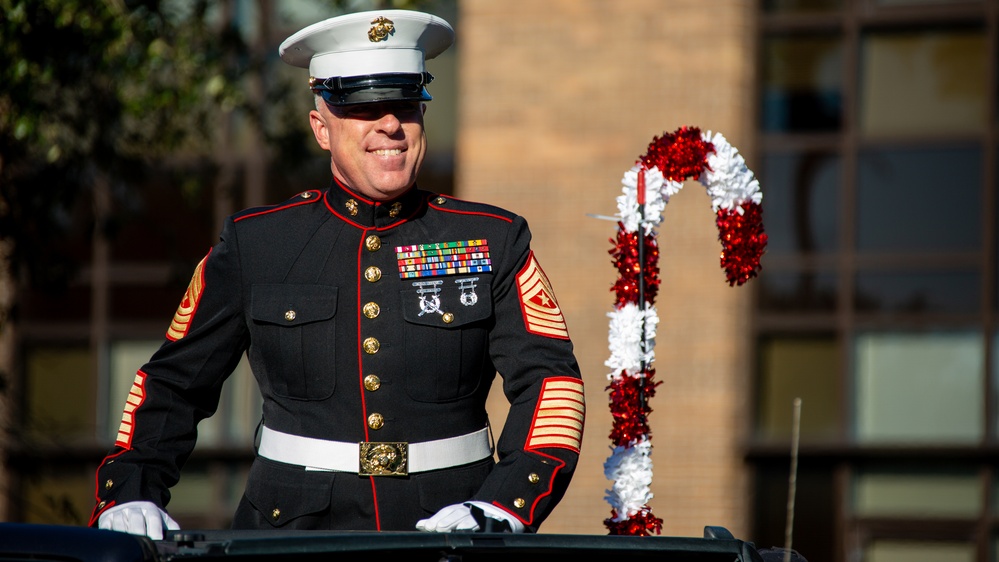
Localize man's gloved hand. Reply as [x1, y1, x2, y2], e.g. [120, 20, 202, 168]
[415, 501, 524, 533]
[97, 501, 180, 540]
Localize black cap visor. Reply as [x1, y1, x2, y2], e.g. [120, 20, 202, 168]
[312, 72, 434, 106]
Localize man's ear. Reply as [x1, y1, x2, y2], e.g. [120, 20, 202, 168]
[309, 109, 331, 151]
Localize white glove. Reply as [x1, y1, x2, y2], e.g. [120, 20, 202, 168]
[97, 501, 180, 540]
[415, 501, 524, 533]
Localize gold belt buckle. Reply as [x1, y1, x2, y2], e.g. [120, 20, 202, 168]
[359, 441, 408, 476]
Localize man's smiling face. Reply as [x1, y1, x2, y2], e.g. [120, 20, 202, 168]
[310, 100, 428, 201]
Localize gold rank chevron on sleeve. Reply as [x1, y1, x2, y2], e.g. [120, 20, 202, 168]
[516, 251, 569, 339]
[526, 377, 584, 453]
[166, 251, 210, 341]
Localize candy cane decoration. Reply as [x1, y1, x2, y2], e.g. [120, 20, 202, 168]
[603, 126, 766, 536]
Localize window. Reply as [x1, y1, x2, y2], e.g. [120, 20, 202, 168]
[752, 3, 996, 562]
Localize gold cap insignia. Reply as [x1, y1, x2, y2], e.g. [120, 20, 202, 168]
[368, 16, 394, 42]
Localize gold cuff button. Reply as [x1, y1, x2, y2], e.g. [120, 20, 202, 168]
[362, 337, 380, 354]
[284, 310, 296, 322]
[368, 412, 385, 430]
[513, 498, 526, 509]
[364, 374, 381, 391]
[345, 199, 358, 216]
[528, 473, 540, 484]
[365, 235, 382, 251]
[272, 508, 281, 520]
[364, 266, 382, 282]
[442, 312, 454, 324]
[98, 501, 106, 509]
[105, 479, 113, 490]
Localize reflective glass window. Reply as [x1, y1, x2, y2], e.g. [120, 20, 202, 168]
[763, 0, 842, 12]
[762, 35, 843, 132]
[864, 541, 973, 562]
[853, 465, 980, 517]
[859, 29, 988, 137]
[854, 331, 983, 444]
[758, 336, 840, 440]
[25, 345, 94, 439]
[760, 151, 840, 255]
[856, 146, 981, 253]
[759, 270, 838, 312]
[854, 270, 980, 314]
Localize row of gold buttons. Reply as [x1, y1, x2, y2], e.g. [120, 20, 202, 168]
[363, 234, 383, 431]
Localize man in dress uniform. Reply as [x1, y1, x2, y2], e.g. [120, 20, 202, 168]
[90, 9, 585, 539]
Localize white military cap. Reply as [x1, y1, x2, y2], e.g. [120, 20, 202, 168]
[279, 10, 455, 106]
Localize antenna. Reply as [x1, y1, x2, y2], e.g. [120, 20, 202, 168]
[784, 397, 802, 562]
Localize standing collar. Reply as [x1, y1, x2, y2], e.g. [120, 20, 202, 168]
[324, 177, 426, 228]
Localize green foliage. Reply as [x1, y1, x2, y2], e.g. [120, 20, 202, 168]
[0, 0, 249, 287]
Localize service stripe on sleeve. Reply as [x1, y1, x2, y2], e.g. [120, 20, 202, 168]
[516, 252, 569, 339]
[114, 372, 147, 449]
[527, 377, 584, 453]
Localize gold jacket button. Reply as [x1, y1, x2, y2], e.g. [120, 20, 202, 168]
[272, 508, 281, 520]
[368, 413, 384, 430]
[364, 374, 381, 391]
[284, 310, 296, 322]
[364, 266, 382, 282]
[105, 479, 114, 490]
[528, 473, 540, 484]
[513, 498, 526, 509]
[345, 199, 358, 216]
[98, 501, 106, 509]
[365, 235, 381, 252]
[442, 312, 454, 324]
[363, 337, 380, 354]
[363, 302, 380, 319]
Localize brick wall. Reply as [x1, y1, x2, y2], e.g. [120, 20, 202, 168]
[456, 0, 757, 538]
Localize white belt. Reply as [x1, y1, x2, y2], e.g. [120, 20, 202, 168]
[257, 425, 493, 476]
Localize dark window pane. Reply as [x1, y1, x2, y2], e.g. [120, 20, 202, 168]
[855, 270, 980, 314]
[763, 0, 841, 13]
[856, 146, 981, 252]
[753, 461, 836, 562]
[761, 151, 841, 255]
[24, 345, 95, 439]
[758, 270, 838, 312]
[762, 35, 843, 132]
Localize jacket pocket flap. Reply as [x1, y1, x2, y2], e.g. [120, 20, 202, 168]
[251, 284, 337, 326]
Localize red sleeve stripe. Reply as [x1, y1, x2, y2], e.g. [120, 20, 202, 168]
[527, 378, 584, 453]
[114, 371, 147, 448]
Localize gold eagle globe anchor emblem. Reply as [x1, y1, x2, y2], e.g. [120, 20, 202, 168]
[359, 441, 408, 476]
[368, 16, 394, 42]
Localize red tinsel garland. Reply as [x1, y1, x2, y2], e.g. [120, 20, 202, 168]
[604, 126, 765, 538]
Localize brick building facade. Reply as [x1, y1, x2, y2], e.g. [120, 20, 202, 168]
[458, 0, 757, 537]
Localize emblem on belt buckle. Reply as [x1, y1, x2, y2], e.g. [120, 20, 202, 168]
[359, 442, 408, 476]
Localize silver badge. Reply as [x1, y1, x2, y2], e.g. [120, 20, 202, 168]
[456, 277, 480, 307]
[413, 280, 444, 316]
